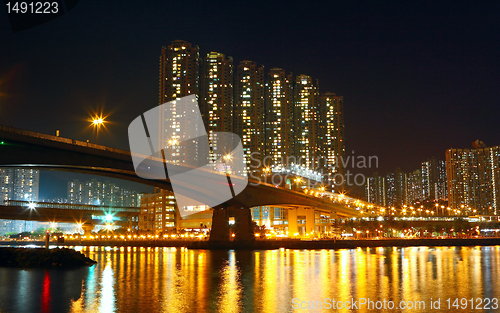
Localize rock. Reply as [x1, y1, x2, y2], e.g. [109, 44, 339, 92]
[0, 247, 97, 268]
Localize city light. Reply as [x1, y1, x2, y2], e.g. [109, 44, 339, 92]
[92, 118, 104, 126]
[88, 111, 110, 144]
[105, 214, 113, 222]
[28, 202, 36, 210]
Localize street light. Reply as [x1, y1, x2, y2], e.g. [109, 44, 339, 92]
[263, 167, 271, 183]
[91, 116, 106, 144]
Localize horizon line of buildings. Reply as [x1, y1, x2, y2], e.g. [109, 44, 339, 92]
[0, 169, 142, 234]
[365, 140, 500, 214]
[365, 158, 447, 208]
[67, 179, 139, 208]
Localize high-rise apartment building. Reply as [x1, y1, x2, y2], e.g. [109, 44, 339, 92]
[159, 40, 200, 104]
[446, 141, 500, 214]
[158, 40, 345, 189]
[421, 158, 447, 201]
[0, 168, 39, 202]
[202, 52, 234, 161]
[406, 169, 422, 205]
[365, 172, 386, 206]
[319, 92, 344, 185]
[158, 41, 202, 165]
[294, 75, 319, 169]
[266, 68, 294, 168]
[0, 168, 13, 202]
[385, 169, 407, 208]
[234, 60, 265, 172]
[67, 179, 84, 204]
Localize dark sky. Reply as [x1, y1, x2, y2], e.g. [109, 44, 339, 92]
[1, 1, 499, 197]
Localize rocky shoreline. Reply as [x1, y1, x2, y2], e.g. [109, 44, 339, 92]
[0, 247, 97, 268]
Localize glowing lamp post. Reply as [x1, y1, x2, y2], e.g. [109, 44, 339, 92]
[263, 167, 271, 183]
[91, 117, 105, 144]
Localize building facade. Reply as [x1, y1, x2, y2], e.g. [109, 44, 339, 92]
[234, 60, 265, 172]
[266, 68, 295, 168]
[159, 40, 200, 104]
[139, 188, 179, 233]
[406, 169, 423, 205]
[319, 92, 345, 186]
[202, 51, 234, 162]
[446, 142, 500, 214]
[385, 169, 407, 208]
[365, 172, 386, 207]
[294, 75, 319, 170]
[421, 158, 447, 201]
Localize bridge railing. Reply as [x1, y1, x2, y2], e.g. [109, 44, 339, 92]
[3, 200, 140, 213]
[0, 125, 131, 156]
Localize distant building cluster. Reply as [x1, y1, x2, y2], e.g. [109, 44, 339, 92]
[365, 158, 447, 208]
[366, 140, 500, 215]
[0, 168, 39, 234]
[158, 40, 345, 189]
[67, 179, 139, 207]
[0, 169, 142, 234]
[0, 168, 39, 202]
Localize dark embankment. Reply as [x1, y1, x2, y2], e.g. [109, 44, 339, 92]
[0, 247, 97, 268]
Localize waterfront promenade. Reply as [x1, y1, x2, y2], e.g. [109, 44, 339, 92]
[3, 237, 500, 250]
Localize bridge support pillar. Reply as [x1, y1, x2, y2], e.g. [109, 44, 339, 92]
[287, 208, 315, 237]
[288, 208, 298, 236]
[230, 207, 254, 243]
[209, 206, 254, 243]
[82, 223, 95, 236]
[210, 209, 230, 242]
[305, 208, 315, 235]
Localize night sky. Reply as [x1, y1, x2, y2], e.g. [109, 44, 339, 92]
[1, 1, 499, 197]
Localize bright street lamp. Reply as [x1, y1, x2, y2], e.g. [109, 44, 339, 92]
[91, 116, 106, 144]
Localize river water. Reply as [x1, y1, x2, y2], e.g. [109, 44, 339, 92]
[1, 245, 500, 312]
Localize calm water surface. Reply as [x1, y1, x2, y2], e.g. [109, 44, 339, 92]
[1, 246, 500, 312]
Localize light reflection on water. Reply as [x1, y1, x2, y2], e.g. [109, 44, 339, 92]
[0, 246, 499, 312]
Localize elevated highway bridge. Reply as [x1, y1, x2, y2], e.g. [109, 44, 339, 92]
[0, 125, 361, 240]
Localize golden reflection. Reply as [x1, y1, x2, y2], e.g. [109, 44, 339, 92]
[99, 257, 115, 312]
[319, 250, 332, 302]
[338, 249, 351, 304]
[217, 251, 242, 313]
[56, 245, 500, 312]
[261, 250, 278, 313]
